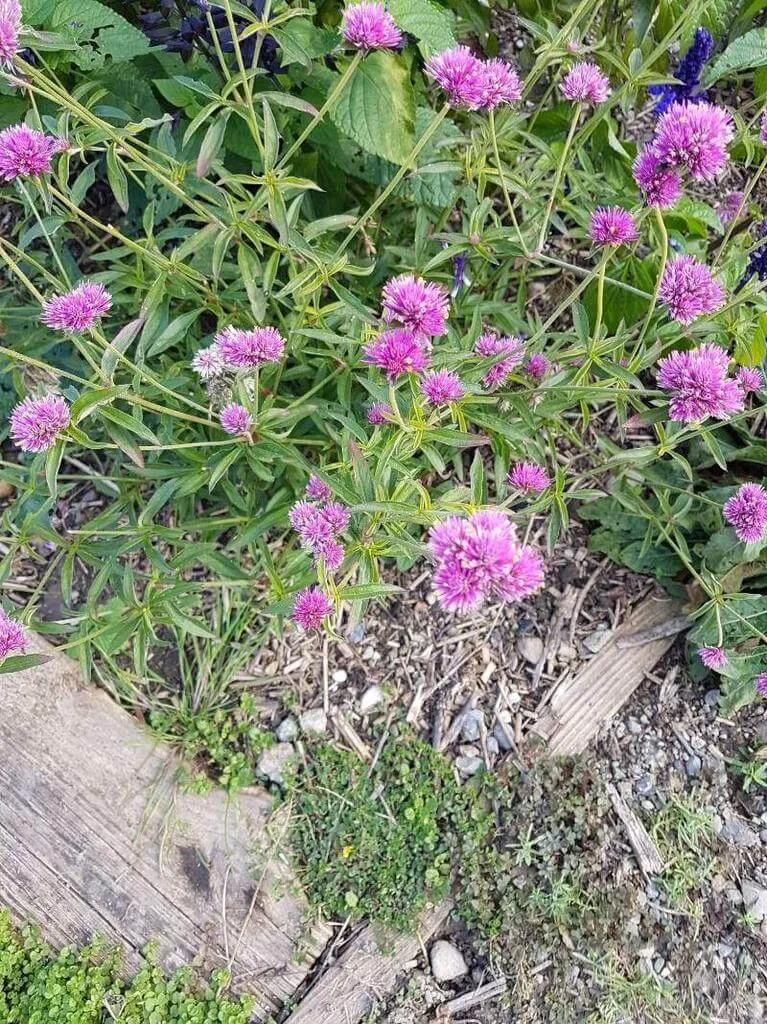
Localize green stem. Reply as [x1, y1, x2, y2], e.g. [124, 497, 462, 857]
[536, 102, 580, 253]
[222, 0, 264, 160]
[634, 206, 668, 355]
[712, 148, 767, 269]
[488, 108, 528, 256]
[591, 253, 608, 350]
[17, 180, 70, 285]
[279, 51, 363, 170]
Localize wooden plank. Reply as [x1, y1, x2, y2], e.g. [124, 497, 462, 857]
[531, 594, 686, 756]
[0, 640, 331, 1017]
[285, 900, 453, 1024]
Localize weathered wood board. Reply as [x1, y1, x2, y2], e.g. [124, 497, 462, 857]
[0, 640, 331, 1017]
[532, 593, 685, 756]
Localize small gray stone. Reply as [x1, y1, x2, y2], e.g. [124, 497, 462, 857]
[275, 716, 298, 743]
[430, 941, 468, 983]
[359, 685, 385, 714]
[685, 755, 702, 778]
[517, 635, 544, 664]
[257, 743, 295, 785]
[760, 830, 767, 844]
[741, 880, 767, 922]
[348, 623, 365, 643]
[720, 814, 760, 848]
[704, 689, 720, 708]
[583, 627, 612, 654]
[455, 755, 483, 777]
[635, 774, 653, 796]
[627, 717, 642, 735]
[494, 723, 514, 751]
[300, 708, 328, 735]
[331, 668, 348, 684]
[461, 710, 483, 743]
[487, 735, 500, 757]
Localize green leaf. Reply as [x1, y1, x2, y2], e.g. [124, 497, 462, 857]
[105, 143, 129, 212]
[388, 0, 455, 57]
[337, 583, 403, 601]
[273, 19, 337, 67]
[0, 653, 53, 674]
[330, 52, 415, 165]
[704, 27, 767, 85]
[165, 605, 216, 639]
[49, 0, 150, 68]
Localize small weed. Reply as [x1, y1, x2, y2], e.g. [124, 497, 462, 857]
[727, 745, 767, 793]
[651, 797, 717, 921]
[589, 955, 693, 1024]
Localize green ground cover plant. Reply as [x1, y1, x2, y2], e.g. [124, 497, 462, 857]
[1, 1, 767, 745]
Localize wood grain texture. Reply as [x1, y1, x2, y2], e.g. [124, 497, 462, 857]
[0, 640, 331, 1017]
[284, 900, 453, 1024]
[532, 594, 683, 756]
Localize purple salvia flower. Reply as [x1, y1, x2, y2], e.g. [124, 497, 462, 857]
[648, 27, 714, 116]
[192, 344, 225, 379]
[367, 401, 393, 425]
[698, 645, 728, 670]
[382, 274, 449, 337]
[652, 101, 733, 180]
[737, 366, 762, 393]
[633, 149, 683, 208]
[479, 58, 523, 109]
[219, 403, 252, 436]
[215, 325, 286, 369]
[306, 475, 332, 502]
[508, 461, 551, 494]
[41, 282, 112, 333]
[589, 206, 638, 247]
[0, 608, 26, 661]
[560, 62, 610, 104]
[292, 587, 333, 630]
[363, 328, 429, 379]
[658, 255, 725, 324]
[425, 46, 486, 110]
[657, 344, 743, 422]
[419, 369, 464, 406]
[340, 1, 402, 51]
[474, 332, 525, 391]
[9, 394, 69, 452]
[0, 125, 67, 180]
[525, 354, 550, 380]
[723, 483, 767, 544]
[0, 0, 21, 66]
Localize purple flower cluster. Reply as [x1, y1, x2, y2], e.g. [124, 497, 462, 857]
[723, 483, 767, 544]
[214, 325, 286, 369]
[560, 62, 611, 104]
[425, 46, 522, 111]
[657, 344, 743, 422]
[658, 255, 725, 324]
[367, 401, 393, 425]
[419, 369, 464, 406]
[737, 366, 763, 393]
[382, 274, 449, 337]
[589, 206, 638, 247]
[474, 333, 525, 391]
[648, 27, 713, 116]
[363, 328, 429, 379]
[289, 491, 350, 573]
[0, 0, 21, 66]
[0, 608, 26, 661]
[428, 510, 544, 613]
[757, 673, 767, 698]
[525, 354, 550, 380]
[41, 282, 112, 333]
[219, 403, 252, 436]
[341, 2, 402, 51]
[698, 645, 727, 670]
[508, 461, 550, 494]
[9, 394, 70, 452]
[0, 125, 67, 181]
[292, 587, 333, 630]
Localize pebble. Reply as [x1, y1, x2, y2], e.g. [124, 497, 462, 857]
[582, 626, 611, 654]
[347, 623, 365, 643]
[331, 668, 348, 684]
[685, 755, 702, 778]
[635, 774, 653, 796]
[430, 940, 468, 983]
[627, 717, 642, 735]
[517, 635, 543, 664]
[257, 743, 295, 785]
[359, 685, 384, 714]
[704, 689, 720, 707]
[455, 755, 483, 777]
[741, 880, 767, 922]
[461, 710, 483, 742]
[300, 708, 328, 735]
[275, 716, 298, 743]
[719, 814, 760, 848]
[487, 735, 499, 757]
[760, 830, 767, 844]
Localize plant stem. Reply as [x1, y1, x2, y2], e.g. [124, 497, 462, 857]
[591, 253, 608, 349]
[17, 180, 70, 285]
[634, 205, 668, 354]
[535, 102, 580, 254]
[712, 148, 767, 269]
[222, 0, 265, 160]
[278, 51, 363, 170]
[488, 108, 528, 256]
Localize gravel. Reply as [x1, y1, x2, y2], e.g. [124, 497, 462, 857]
[257, 742, 295, 785]
[429, 940, 468, 983]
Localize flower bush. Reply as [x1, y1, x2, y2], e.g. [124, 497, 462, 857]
[0, 1, 767, 718]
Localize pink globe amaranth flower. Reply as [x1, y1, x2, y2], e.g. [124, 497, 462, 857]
[41, 281, 112, 333]
[363, 328, 429, 379]
[292, 587, 333, 630]
[589, 206, 638, 247]
[340, 1, 402, 50]
[658, 255, 725, 325]
[723, 483, 767, 544]
[367, 401, 393, 425]
[508, 461, 550, 494]
[315, 537, 344, 572]
[560, 62, 610, 104]
[9, 394, 70, 453]
[757, 672, 767, 697]
[425, 45, 486, 110]
[653, 101, 734, 180]
[0, 607, 26, 661]
[419, 369, 465, 406]
[479, 58, 523, 109]
[429, 510, 544, 613]
[0, 124, 66, 180]
[737, 366, 763, 393]
[698, 645, 728, 670]
[633, 149, 683, 208]
[0, 0, 21, 65]
[306, 474, 331, 502]
[381, 274, 449, 337]
[289, 499, 349, 557]
[219, 403, 252, 436]
[192, 344, 225, 379]
[474, 333, 525, 391]
[321, 501, 351, 534]
[761, 110, 767, 146]
[657, 344, 743, 422]
[215, 325, 286, 369]
[525, 354, 550, 380]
